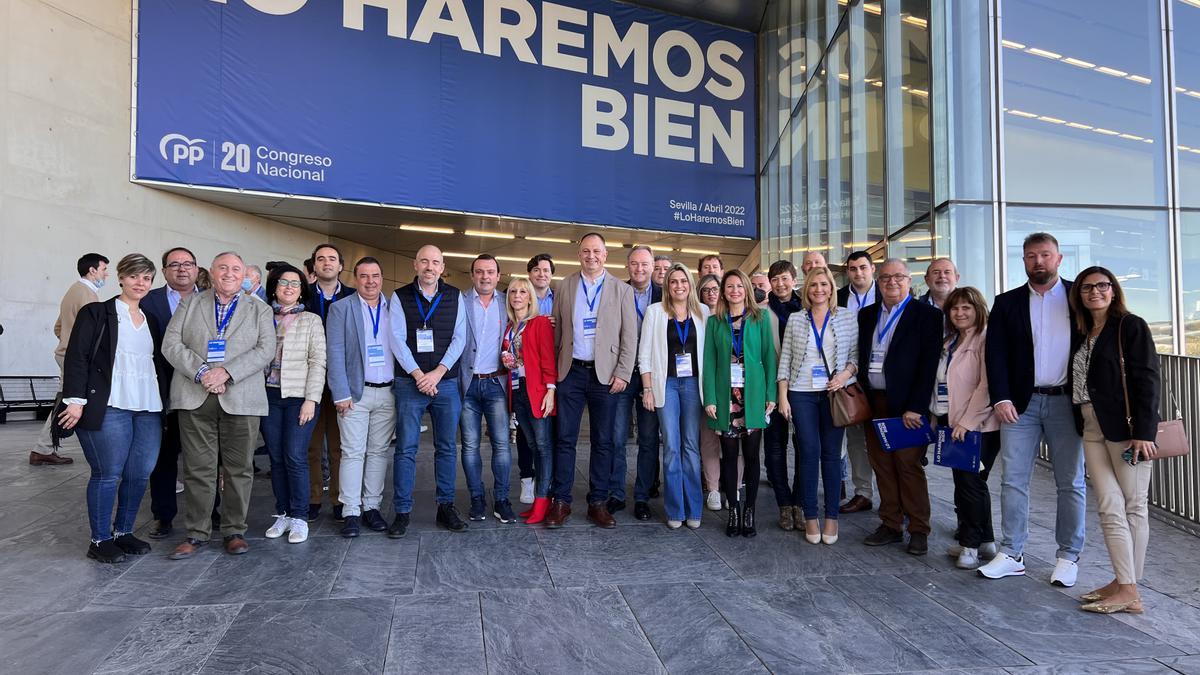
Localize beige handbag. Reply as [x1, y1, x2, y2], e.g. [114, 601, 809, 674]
[1118, 316, 1190, 458]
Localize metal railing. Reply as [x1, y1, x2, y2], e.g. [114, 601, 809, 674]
[1037, 353, 1200, 534]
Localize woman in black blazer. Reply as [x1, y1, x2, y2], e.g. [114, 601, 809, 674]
[59, 254, 166, 564]
[1067, 266, 1160, 615]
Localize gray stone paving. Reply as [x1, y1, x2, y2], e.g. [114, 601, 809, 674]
[1, 419, 1198, 674]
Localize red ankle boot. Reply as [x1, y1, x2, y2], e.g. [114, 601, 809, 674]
[525, 497, 551, 524]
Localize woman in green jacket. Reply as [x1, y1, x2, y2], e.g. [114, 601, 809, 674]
[703, 270, 777, 538]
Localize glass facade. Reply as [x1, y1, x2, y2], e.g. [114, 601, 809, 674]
[760, 0, 1200, 354]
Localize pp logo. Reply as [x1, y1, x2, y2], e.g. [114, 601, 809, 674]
[159, 134, 206, 166]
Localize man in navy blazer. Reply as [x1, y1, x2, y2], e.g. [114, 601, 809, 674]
[856, 259, 942, 555]
[142, 246, 199, 540]
[979, 232, 1085, 587]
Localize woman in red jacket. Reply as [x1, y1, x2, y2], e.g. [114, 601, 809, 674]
[502, 278, 558, 524]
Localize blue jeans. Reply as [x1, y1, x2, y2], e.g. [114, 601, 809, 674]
[76, 407, 162, 542]
[512, 378, 553, 498]
[610, 376, 661, 503]
[789, 390, 844, 520]
[460, 376, 512, 503]
[262, 387, 318, 518]
[999, 393, 1086, 561]
[553, 363, 619, 505]
[657, 377, 703, 521]
[393, 377, 461, 512]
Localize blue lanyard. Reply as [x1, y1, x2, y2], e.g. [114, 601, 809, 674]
[506, 320, 525, 348]
[581, 276, 604, 313]
[414, 287, 443, 328]
[809, 310, 831, 357]
[215, 296, 239, 336]
[367, 300, 382, 340]
[945, 334, 960, 370]
[728, 312, 746, 359]
[875, 295, 911, 343]
[673, 316, 691, 350]
[851, 283, 873, 309]
[316, 282, 341, 317]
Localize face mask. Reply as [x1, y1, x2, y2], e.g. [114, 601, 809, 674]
[95, 278, 106, 289]
[242, 279, 253, 292]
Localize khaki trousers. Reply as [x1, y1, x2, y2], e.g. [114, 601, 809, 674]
[1081, 403, 1152, 584]
[862, 391, 930, 535]
[178, 394, 259, 540]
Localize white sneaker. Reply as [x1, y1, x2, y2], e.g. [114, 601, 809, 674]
[946, 544, 964, 558]
[265, 515, 290, 539]
[1051, 558, 1078, 587]
[667, 520, 683, 529]
[956, 547, 981, 570]
[980, 541, 999, 559]
[519, 477, 535, 504]
[685, 519, 701, 529]
[705, 491, 722, 512]
[287, 518, 309, 544]
[978, 552, 1025, 579]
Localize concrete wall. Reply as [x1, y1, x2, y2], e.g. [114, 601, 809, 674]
[0, 0, 406, 376]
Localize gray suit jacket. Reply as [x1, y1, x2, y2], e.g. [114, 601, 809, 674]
[459, 288, 507, 396]
[325, 294, 372, 404]
[163, 290, 275, 416]
[552, 271, 638, 384]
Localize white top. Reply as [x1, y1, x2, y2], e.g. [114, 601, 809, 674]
[108, 299, 163, 412]
[790, 320, 826, 392]
[1029, 278, 1070, 387]
[359, 294, 394, 385]
[846, 283, 876, 314]
[637, 302, 709, 407]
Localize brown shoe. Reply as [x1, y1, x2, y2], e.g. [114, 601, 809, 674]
[168, 538, 206, 560]
[840, 495, 872, 513]
[29, 450, 73, 466]
[223, 534, 249, 555]
[545, 500, 570, 529]
[778, 506, 795, 531]
[792, 505, 805, 528]
[587, 503, 616, 529]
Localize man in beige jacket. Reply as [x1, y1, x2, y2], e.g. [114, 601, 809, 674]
[30, 253, 109, 466]
[164, 252, 274, 559]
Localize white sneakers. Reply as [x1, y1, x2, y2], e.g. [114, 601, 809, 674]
[956, 548, 980, 570]
[685, 519, 701, 530]
[667, 520, 683, 529]
[978, 552, 1026, 579]
[705, 491, 722, 512]
[288, 518, 309, 544]
[948, 541, 998, 561]
[519, 478, 535, 504]
[1051, 558, 1078, 587]
[265, 515, 309, 543]
[265, 515, 290, 539]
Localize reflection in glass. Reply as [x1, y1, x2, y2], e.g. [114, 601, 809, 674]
[1181, 212, 1200, 355]
[933, 0, 992, 202]
[897, 0, 932, 228]
[1175, 1, 1200, 207]
[934, 203, 995, 299]
[1006, 207, 1174, 351]
[1001, 0, 1166, 206]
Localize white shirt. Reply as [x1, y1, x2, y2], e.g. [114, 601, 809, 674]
[166, 286, 196, 315]
[358, 294, 393, 385]
[846, 283, 876, 314]
[1029, 278, 1071, 387]
[470, 292, 504, 373]
[79, 277, 102, 293]
[108, 299, 163, 412]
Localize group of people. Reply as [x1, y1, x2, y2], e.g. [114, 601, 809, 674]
[40, 231, 1164, 615]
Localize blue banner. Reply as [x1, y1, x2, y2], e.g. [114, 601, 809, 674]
[133, 0, 757, 237]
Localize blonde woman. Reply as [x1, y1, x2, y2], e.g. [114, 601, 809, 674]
[640, 264, 708, 529]
[777, 267, 858, 545]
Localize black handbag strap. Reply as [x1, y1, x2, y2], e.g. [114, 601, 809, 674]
[1116, 315, 1133, 437]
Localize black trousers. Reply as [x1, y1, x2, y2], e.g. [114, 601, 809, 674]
[936, 414, 1001, 548]
[720, 429, 762, 509]
[148, 411, 182, 524]
[762, 411, 794, 507]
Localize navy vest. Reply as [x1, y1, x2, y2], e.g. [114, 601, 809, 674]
[395, 279, 461, 378]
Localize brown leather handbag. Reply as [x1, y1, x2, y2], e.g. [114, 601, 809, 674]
[1118, 316, 1189, 458]
[819, 347, 871, 427]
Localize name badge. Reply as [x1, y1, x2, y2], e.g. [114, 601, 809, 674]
[730, 362, 745, 388]
[582, 316, 598, 339]
[206, 339, 226, 362]
[367, 343, 386, 368]
[510, 372, 521, 391]
[869, 349, 885, 374]
[811, 364, 829, 389]
[675, 352, 694, 378]
[936, 382, 950, 405]
[416, 329, 435, 353]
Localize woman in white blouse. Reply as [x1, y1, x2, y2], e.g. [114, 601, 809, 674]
[59, 254, 166, 564]
[640, 264, 709, 529]
[776, 267, 859, 545]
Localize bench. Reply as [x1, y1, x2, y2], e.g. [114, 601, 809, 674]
[0, 376, 60, 424]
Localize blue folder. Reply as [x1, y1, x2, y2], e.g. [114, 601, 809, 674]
[870, 417, 935, 452]
[934, 427, 983, 472]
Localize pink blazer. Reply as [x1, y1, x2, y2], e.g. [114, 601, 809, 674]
[945, 328, 999, 433]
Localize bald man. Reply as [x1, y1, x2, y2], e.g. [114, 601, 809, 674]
[801, 250, 827, 275]
[921, 258, 960, 310]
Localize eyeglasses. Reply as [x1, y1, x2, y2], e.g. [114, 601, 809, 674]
[877, 274, 910, 285]
[276, 280, 304, 289]
[1079, 281, 1113, 294]
[700, 287, 720, 295]
[165, 261, 196, 270]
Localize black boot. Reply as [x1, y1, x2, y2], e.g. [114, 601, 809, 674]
[742, 505, 757, 538]
[725, 500, 741, 537]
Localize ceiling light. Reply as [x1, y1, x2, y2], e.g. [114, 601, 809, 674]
[495, 256, 528, 263]
[1026, 48, 1062, 60]
[443, 252, 477, 259]
[1001, 40, 1026, 50]
[524, 236, 573, 244]
[1008, 109, 1038, 118]
[678, 248, 721, 255]
[400, 224, 455, 235]
[1095, 66, 1128, 77]
[464, 229, 515, 239]
[1062, 57, 1096, 69]
[1126, 74, 1152, 84]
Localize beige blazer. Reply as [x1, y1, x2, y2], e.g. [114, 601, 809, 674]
[552, 271, 638, 384]
[54, 281, 99, 360]
[275, 312, 327, 402]
[163, 290, 275, 415]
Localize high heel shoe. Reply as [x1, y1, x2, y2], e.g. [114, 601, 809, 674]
[804, 521, 821, 545]
[821, 522, 839, 545]
[726, 501, 742, 537]
[1081, 599, 1143, 615]
[741, 505, 757, 538]
[524, 497, 550, 525]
